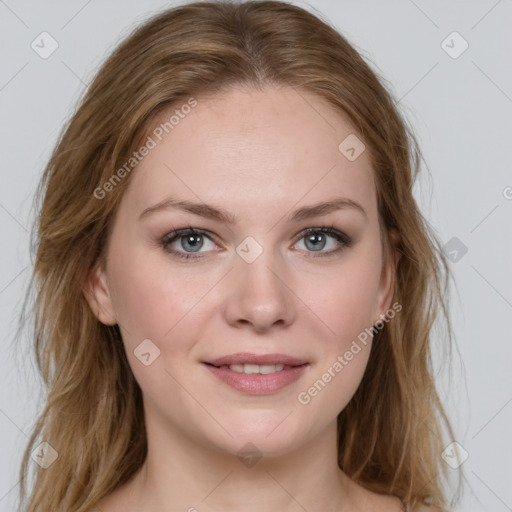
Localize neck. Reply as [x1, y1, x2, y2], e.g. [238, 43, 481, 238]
[129, 408, 356, 512]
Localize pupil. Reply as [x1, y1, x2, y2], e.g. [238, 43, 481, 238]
[306, 233, 325, 251]
[179, 232, 327, 253]
[183, 234, 203, 252]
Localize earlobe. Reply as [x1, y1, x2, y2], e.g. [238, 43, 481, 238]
[83, 262, 117, 326]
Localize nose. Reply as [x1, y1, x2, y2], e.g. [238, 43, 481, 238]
[222, 246, 296, 333]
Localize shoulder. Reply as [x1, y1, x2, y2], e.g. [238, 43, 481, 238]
[357, 488, 404, 512]
[355, 484, 442, 512]
[94, 485, 132, 512]
[94, 474, 141, 512]
[409, 503, 447, 512]
[361, 490, 439, 512]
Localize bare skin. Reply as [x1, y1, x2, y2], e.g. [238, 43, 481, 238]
[96, 469, 405, 512]
[87, 84, 403, 512]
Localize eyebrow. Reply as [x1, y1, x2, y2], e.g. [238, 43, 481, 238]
[138, 196, 367, 223]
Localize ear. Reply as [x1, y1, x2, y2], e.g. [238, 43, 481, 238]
[373, 228, 402, 322]
[83, 261, 117, 326]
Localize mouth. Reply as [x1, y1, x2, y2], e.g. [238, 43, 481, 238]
[202, 353, 310, 395]
[204, 362, 303, 374]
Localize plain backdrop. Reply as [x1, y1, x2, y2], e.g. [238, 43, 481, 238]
[1, 1, 511, 511]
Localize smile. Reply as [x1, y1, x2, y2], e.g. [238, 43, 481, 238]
[203, 362, 309, 394]
[217, 363, 291, 374]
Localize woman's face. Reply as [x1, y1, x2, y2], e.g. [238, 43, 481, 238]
[86, 85, 398, 457]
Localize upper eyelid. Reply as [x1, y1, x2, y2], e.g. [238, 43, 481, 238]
[162, 226, 348, 247]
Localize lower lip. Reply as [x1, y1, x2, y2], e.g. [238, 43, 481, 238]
[203, 363, 309, 395]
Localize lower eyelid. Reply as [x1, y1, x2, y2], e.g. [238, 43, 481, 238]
[162, 231, 217, 253]
[161, 228, 351, 257]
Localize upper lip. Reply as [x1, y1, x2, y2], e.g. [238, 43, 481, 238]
[204, 352, 309, 367]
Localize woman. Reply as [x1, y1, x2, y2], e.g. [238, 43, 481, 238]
[17, 1, 462, 511]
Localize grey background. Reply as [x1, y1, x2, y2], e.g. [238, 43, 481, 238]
[1, 0, 511, 510]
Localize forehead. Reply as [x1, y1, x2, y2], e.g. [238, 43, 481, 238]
[120, 85, 378, 222]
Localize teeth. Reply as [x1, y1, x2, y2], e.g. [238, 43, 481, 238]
[224, 363, 287, 374]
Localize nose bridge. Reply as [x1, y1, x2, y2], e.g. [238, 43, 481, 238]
[223, 234, 295, 331]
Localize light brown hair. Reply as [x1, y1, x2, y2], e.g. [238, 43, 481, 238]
[17, 1, 462, 510]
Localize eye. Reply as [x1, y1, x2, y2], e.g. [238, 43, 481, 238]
[160, 225, 352, 260]
[292, 226, 352, 257]
[161, 228, 219, 260]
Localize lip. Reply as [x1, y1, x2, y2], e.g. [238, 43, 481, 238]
[203, 364, 309, 394]
[204, 352, 308, 367]
[202, 353, 310, 395]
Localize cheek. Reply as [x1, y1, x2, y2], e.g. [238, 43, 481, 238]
[106, 250, 209, 403]
[296, 252, 381, 415]
[107, 246, 206, 348]
[303, 255, 382, 349]
[298, 346, 371, 422]
[298, 286, 375, 417]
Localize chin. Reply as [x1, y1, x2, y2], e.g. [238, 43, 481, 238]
[203, 416, 310, 459]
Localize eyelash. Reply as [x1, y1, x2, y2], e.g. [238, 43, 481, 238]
[160, 224, 352, 261]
